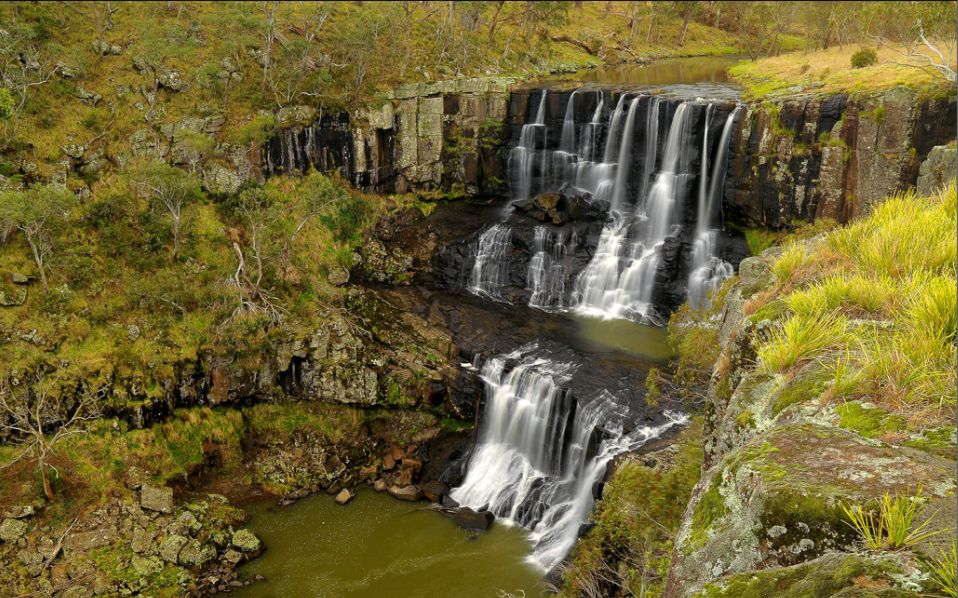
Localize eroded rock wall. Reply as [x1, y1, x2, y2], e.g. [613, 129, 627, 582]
[725, 87, 956, 227]
[264, 77, 513, 195]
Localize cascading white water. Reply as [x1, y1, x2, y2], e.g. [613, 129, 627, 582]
[527, 226, 570, 309]
[451, 344, 688, 571]
[573, 103, 693, 321]
[687, 106, 741, 309]
[468, 224, 512, 299]
[509, 91, 549, 201]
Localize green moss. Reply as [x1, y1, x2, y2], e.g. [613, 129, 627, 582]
[904, 427, 957, 457]
[688, 473, 727, 552]
[560, 420, 704, 597]
[735, 411, 756, 430]
[835, 403, 907, 438]
[771, 371, 829, 416]
[698, 552, 905, 598]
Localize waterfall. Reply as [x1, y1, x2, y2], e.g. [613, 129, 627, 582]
[468, 224, 512, 299]
[451, 344, 688, 571]
[609, 97, 642, 214]
[572, 103, 693, 322]
[527, 227, 569, 309]
[508, 91, 549, 201]
[687, 106, 741, 310]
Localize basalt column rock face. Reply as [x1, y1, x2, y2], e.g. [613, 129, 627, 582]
[724, 87, 956, 227]
[263, 78, 513, 195]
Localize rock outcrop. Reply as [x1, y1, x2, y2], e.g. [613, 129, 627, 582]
[725, 87, 956, 227]
[663, 252, 957, 597]
[264, 77, 513, 195]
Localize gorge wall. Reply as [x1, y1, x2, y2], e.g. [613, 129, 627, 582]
[264, 80, 956, 231]
[724, 87, 956, 226]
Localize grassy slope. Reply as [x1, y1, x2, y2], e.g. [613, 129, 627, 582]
[0, 1, 744, 179]
[730, 41, 957, 99]
[562, 182, 957, 597]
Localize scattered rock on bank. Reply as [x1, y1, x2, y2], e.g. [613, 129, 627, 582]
[335, 489, 355, 505]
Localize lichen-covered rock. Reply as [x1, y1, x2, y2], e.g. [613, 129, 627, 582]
[669, 423, 955, 596]
[693, 551, 921, 597]
[202, 164, 243, 195]
[725, 87, 956, 227]
[0, 518, 28, 543]
[230, 528, 261, 553]
[0, 283, 27, 307]
[917, 144, 957, 195]
[158, 534, 189, 563]
[140, 484, 174, 513]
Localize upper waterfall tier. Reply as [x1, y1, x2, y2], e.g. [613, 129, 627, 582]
[445, 89, 748, 321]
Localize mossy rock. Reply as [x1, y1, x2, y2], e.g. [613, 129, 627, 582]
[696, 551, 919, 598]
[671, 423, 955, 596]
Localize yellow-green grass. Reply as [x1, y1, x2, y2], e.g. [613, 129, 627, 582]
[842, 486, 941, 551]
[755, 183, 957, 413]
[730, 41, 957, 99]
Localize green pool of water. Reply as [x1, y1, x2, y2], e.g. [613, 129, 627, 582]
[235, 491, 545, 598]
[570, 314, 674, 361]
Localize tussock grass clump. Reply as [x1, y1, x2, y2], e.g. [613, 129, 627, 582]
[842, 486, 941, 551]
[756, 182, 957, 412]
[927, 541, 957, 598]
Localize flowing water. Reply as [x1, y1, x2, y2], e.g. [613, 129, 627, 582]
[246, 57, 743, 593]
[449, 344, 687, 570]
[235, 491, 543, 598]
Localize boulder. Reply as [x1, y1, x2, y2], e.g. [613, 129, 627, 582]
[231, 528, 261, 553]
[178, 538, 216, 568]
[202, 165, 243, 196]
[388, 484, 422, 502]
[140, 484, 174, 513]
[0, 282, 27, 307]
[158, 534, 189, 564]
[131, 554, 162, 576]
[373, 478, 388, 492]
[0, 518, 28, 542]
[10, 273, 28, 285]
[334, 488, 355, 505]
[130, 527, 153, 554]
[2, 505, 35, 519]
[327, 266, 350, 287]
[917, 144, 957, 196]
[453, 507, 494, 531]
[420, 480, 450, 503]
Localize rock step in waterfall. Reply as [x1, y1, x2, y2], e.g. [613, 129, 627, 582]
[468, 89, 743, 320]
[450, 344, 687, 571]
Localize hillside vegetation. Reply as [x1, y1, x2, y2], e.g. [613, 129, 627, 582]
[561, 181, 957, 598]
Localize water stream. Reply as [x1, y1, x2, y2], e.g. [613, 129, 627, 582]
[243, 57, 742, 595]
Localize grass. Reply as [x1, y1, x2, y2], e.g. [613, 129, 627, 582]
[841, 486, 941, 551]
[730, 41, 957, 99]
[750, 182, 957, 415]
[757, 312, 849, 372]
[927, 541, 957, 598]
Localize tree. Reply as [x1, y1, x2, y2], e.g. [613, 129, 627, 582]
[0, 377, 102, 501]
[227, 187, 284, 322]
[132, 162, 201, 260]
[0, 21, 54, 123]
[0, 185, 77, 291]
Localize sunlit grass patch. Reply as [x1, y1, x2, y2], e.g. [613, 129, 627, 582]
[755, 182, 956, 412]
[758, 312, 850, 372]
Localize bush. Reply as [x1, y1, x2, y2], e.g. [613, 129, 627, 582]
[850, 47, 878, 69]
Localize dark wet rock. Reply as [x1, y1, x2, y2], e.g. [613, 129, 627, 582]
[420, 480, 450, 503]
[454, 507, 494, 531]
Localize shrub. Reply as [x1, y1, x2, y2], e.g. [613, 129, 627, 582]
[850, 47, 878, 69]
